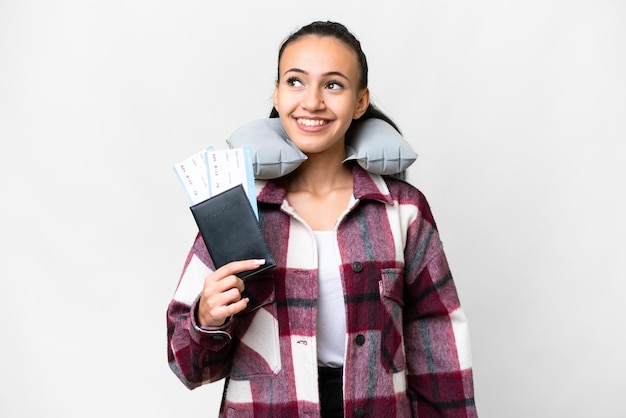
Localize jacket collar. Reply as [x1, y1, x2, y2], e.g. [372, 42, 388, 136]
[256, 164, 394, 206]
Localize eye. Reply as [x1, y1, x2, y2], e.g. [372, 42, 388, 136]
[286, 77, 303, 87]
[326, 81, 344, 90]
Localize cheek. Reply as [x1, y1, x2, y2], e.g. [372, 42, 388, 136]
[333, 97, 360, 120]
[275, 92, 297, 114]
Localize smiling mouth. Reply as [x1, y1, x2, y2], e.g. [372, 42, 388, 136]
[296, 118, 328, 127]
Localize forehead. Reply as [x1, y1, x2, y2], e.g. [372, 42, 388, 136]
[279, 35, 359, 75]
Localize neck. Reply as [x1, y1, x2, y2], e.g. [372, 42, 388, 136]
[288, 153, 352, 195]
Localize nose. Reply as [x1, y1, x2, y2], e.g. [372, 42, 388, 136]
[302, 88, 325, 111]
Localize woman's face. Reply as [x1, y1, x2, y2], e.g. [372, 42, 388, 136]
[273, 35, 369, 157]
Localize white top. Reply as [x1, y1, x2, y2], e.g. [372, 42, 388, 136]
[314, 231, 346, 367]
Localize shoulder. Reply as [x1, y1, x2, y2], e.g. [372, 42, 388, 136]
[382, 175, 438, 229]
[382, 175, 427, 205]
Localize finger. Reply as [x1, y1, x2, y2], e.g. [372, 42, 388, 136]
[216, 259, 266, 277]
[207, 281, 245, 307]
[200, 291, 248, 327]
[235, 277, 245, 293]
[207, 273, 239, 292]
[223, 286, 244, 303]
[222, 297, 250, 317]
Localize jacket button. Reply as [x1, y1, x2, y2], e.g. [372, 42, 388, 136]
[351, 261, 363, 272]
[355, 334, 365, 345]
[354, 406, 365, 417]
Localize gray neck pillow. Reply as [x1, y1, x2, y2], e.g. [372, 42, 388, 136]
[226, 117, 417, 179]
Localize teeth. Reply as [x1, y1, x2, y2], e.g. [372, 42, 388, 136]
[297, 118, 327, 127]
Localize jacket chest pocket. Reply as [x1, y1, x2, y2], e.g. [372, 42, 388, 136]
[379, 267, 406, 373]
[230, 273, 281, 380]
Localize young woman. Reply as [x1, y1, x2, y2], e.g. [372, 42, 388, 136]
[167, 21, 477, 418]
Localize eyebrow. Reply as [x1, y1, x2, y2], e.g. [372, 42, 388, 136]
[282, 68, 349, 80]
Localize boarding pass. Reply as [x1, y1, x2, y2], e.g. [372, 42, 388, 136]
[173, 147, 257, 218]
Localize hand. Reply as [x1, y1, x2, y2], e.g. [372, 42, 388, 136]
[197, 259, 265, 327]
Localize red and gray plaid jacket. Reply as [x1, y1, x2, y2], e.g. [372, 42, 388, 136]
[167, 165, 477, 417]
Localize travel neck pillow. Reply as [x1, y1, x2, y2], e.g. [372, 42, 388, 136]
[226, 117, 417, 179]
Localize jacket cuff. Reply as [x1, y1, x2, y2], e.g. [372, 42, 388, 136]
[189, 296, 235, 351]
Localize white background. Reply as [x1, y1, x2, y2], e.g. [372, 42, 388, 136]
[1, 1, 625, 417]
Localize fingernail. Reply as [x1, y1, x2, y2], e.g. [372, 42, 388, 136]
[252, 259, 266, 266]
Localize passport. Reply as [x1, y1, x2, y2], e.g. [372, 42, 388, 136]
[190, 184, 276, 279]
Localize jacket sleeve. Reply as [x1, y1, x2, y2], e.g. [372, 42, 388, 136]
[403, 193, 478, 417]
[166, 233, 235, 389]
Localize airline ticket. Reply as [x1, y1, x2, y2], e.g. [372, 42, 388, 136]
[173, 147, 257, 218]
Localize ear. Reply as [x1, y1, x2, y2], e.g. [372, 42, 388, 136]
[353, 87, 370, 119]
[273, 81, 279, 109]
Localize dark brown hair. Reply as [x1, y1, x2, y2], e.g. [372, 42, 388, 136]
[269, 21, 401, 134]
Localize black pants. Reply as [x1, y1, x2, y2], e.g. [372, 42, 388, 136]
[318, 367, 344, 418]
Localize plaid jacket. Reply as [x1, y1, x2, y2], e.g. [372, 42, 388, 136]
[167, 165, 477, 417]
